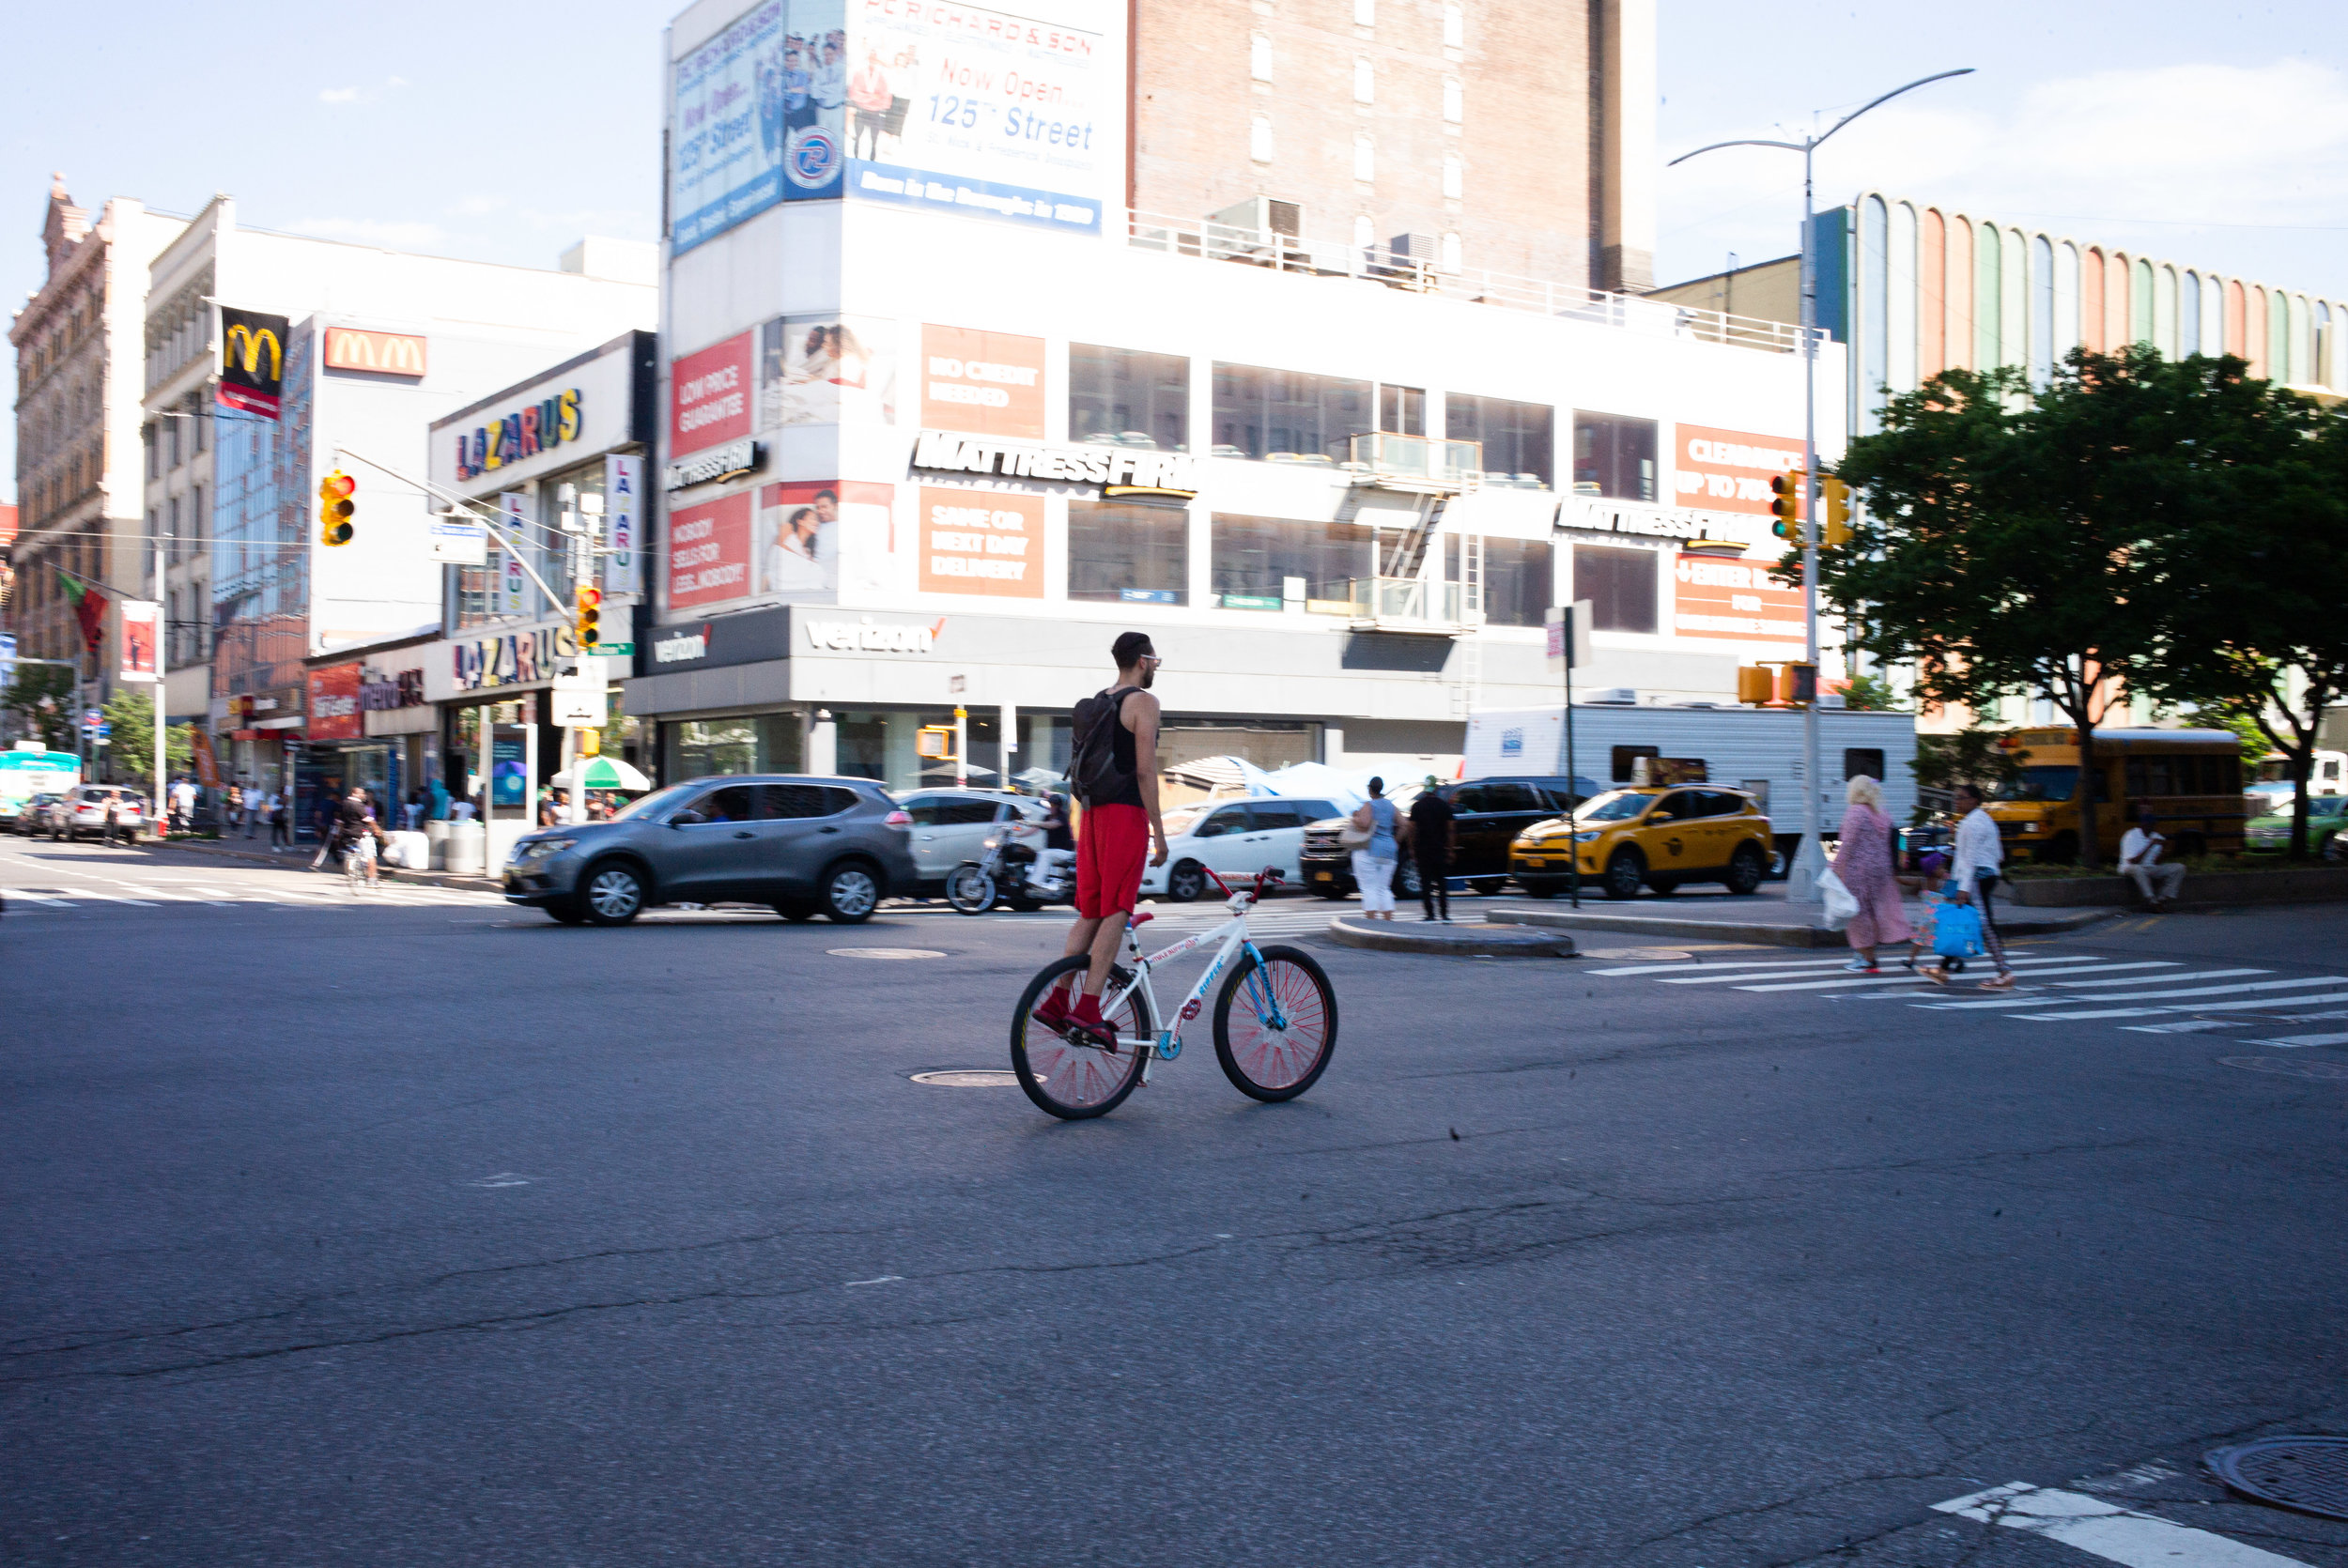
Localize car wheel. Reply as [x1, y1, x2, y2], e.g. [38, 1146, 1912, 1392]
[1725, 841, 1767, 896]
[2324, 834, 2345, 864]
[1317, 884, 1350, 900]
[579, 862, 646, 926]
[1602, 848, 1645, 900]
[1167, 860, 1208, 902]
[1398, 861, 1423, 898]
[773, 899, 819, 922]
[1468, 876, 1506, 896]
[821, 862, 881, 923]
[546, 900, 588, 925]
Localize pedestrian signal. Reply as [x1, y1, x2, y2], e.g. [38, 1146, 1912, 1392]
[575, 585, 603, 648]
[317, 470, 356, 546]
[1736, 667, 1774, 705]
[1769, 470, 1803, 542]
[1820, 475, 1853, 548]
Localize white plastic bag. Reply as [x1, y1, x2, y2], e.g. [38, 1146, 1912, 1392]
[1815, 866, 1860, 930]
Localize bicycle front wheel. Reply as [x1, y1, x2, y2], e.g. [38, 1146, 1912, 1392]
[1213, 944, 1337, 1101]
[1011, 955, 1151, 1119]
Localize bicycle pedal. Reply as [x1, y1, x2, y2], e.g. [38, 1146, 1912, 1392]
[1179, 998, 1202, 1021]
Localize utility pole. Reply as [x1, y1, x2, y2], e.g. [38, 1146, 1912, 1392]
[1668, 67, 1972, 902]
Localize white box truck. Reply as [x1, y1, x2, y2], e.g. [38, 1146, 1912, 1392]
[1463, 702, 1919, 872]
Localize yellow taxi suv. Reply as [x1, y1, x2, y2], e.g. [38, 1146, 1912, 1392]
[1510, 785, 1773, 900]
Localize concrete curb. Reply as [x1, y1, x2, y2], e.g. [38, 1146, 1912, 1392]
[1486, 904, 2124, 947]
[1326, 915, 1577, 957]
[135, 838, 503, 894]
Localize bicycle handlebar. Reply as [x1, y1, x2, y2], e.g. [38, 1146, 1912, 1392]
[1201, 865, 1285, 903]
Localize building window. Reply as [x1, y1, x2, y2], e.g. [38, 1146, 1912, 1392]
[1069, 500, 1191, 605]
[1380, 385, 1425, 435]
[1443, 78, 1462, 123]
[1212, 363, 1372, 462]
[1354, 0, 1375, 23]
[1070, 345, 1189, 452]
[1444, 3, 1463, 46]
[1475, 538, 1552, 627]
[145, 424, 158, 480]
[1212, 515, 1368, 607]
[1443, 155, 1463, 200]
[191, 484, 205, 547]
[1354, 57, 1375, 103]
[1575, 545, 1658, 634]
[166, 496, 181, 567]
[1445, 393, 1552, 486]
[1440, 232, 1462, 273]
[1250, 31, 1272, 81]
[1251, 115, 1274, 163]
[1571, 411, 1658, 500]
[664, 715, 806, 781]
[1353, 134, 1375, 183]
[1353, 213, 1375, 250]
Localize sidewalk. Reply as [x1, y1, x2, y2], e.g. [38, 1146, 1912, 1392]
[1484, 881, 2122, 948]
[145, 834, 503, 894]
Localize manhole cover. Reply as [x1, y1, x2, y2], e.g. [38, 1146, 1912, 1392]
[830, 947, 946, 960]
[2219, 1056, 2348, 1082]
[2207, 1436, 2348, 1521]
[910, 1069, 1018, 1087]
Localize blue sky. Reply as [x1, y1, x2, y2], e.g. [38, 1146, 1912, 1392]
[7, 1, 2348, 502]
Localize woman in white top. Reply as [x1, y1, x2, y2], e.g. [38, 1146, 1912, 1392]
[1926, 781, 2015, 989]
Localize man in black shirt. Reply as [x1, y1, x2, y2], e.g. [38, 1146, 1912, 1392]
[1407, 776, 1458, 922]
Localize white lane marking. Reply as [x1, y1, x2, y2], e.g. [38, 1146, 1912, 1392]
[2033, 976, 2348, 1005]
[2050, 968, 2268, 989]
[2249, 1032, 2348, 1048]
[1589, 955, 1877, 976]
[0, 887, 75, 904]
[1933, 1481, 2314, 1566]
[56, 890, 157, 906]
[2022, 992, 2348, 1022]
[2124, 1020, 2250, 1035]
[845, 1274, 903, 1287]
[1735, 960, 2176, 994]
[1662, 954, 2122, 989]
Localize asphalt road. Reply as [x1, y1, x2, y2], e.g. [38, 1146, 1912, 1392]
[6, 830, 2347, 1567]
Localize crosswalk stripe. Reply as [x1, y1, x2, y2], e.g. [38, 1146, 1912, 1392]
[1934, 1481, 2315, 1566]
[61, 890, 157, 905]
[1923, 969, 2293, 1010]
[2251, 1031, 2348, 1047]
[1658, 954, 2124, 988]
[2049, 968, 2267, 988]
[0, 888, 75, 904]
[1589, 954, 1871, 976]
[2021, 991, 2348, 1022]
[2039, 976, 2348, 1005]
[1734, 960, 2176, 994]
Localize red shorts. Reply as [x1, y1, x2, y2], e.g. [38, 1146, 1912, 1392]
[1075, 803, 1150, 919]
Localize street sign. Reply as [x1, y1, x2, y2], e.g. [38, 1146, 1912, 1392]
[426, 513, 489, 565]
[1544, 600, 1594, 672]
[548, 679, 607, 729]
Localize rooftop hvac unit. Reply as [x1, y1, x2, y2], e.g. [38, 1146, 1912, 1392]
[1582, 687, 1639, 706]
[1386, 232, 1437, 262]
[1208, 196, 1304, 259]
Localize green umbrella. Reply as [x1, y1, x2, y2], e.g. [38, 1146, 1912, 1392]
[550, 756, 651, 791]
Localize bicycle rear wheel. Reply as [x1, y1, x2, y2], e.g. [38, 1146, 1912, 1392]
[1213, 944, 1337, 1101]
[1011, 955, 1151, 1119]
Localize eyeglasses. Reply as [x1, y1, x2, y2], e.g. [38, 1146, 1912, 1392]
[1140, 654, 1166, 669]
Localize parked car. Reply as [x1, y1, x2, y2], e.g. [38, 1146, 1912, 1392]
[895, 788, 1047, 897]
[14, 792, 67, 836]
[1511, 785, 1772, 899]
[50, 785, 147, 843]
[502, 776, 919, 926]
[1298, 776, 1594, 899]
[2245, 794, 2348, 860]
[1141, 795, 1344, 902]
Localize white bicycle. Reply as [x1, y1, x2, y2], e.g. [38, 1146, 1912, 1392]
[1010, 867, 1339, 1120]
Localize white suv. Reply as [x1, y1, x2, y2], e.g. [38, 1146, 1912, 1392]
[1140, 797, 1341, 902]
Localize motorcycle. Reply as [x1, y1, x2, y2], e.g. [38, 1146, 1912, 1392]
[947, 821, 1074, 915]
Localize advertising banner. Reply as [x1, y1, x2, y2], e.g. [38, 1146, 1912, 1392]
[307, 663, 365, 741]
[603, 454, 645, 596]
[1672, 554, 1805, 642]
[758, 314, 897, 426]
[757, 482, 842, 595]
[118, 600, 160, 684]
[919, 484, 1043, 597]
[671, 0, 848, 255]
[920, 325, 1045, 438]
[322, 328, 427, 377]
[843, 0, 1109, 235]
[1672, 423, 1805, 515]
[668, 492, 757, 611]
[497, 494, 533, 617]
[672, 331, 756, 455]
[217, 306, 290, 421]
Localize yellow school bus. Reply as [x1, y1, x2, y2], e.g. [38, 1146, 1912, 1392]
[1984, 728, 2246, 862]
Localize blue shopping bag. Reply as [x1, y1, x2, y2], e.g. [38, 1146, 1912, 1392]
[1932, 899, 1983, 959]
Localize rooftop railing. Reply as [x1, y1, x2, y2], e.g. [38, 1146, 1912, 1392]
[1123, 210, 1816, 356]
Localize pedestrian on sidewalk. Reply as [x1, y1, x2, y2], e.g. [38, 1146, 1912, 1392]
[331, 787, 385, 894]
[247, 788, 268, 838]
[224, 782, 244, 837]
[426, 774, 450, 822]
[170, 776, 197, 834]
[1349, 776, 1408, 921]
[1408, 775, 1457, 922]
[1926, 782, 2015, 991]
[269, 793, 291, 848]
[1833, 775, 1911, 974]
[2120, 808, 2185, 910]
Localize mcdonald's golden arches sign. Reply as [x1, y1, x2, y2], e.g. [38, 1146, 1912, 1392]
[217, 306, 290, 420]
[324, 328, 428, 377]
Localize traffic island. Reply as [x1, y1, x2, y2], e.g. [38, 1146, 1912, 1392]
[1326, 915, 1577, 957]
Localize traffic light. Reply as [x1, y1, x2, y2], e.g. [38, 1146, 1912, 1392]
[1736, 667, 1774, 705]
[574, 585, 603, 649]
[1769, 469, 1804, 542]
[317, 469, 355, 546]
[1820, 475, 1853, 548]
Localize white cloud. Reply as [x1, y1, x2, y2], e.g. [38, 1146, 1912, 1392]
[317, 77, 409, 107]
[318, 86, 362, 104]
[286, 217, 446, 248]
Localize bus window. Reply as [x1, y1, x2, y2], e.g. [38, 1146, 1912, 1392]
[1994, 766, 2078, 803]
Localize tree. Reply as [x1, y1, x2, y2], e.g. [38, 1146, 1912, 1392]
[1911, 727, 2026, 825]
[1815, 347, 2239, 868]
[4, 664, 77, 751]
[1829, 673, 1901, 712]
[100, 687, 193, 788]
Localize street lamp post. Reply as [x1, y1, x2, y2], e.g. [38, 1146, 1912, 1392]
[1668, 68, 1972, 902]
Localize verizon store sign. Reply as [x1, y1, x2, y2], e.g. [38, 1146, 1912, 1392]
[911, 430, 1197, 499]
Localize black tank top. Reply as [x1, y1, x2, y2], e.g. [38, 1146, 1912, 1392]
[1098, 686, 1145, 809]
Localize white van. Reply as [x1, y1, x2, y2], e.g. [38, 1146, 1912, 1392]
[1139, 796, 1345, 902]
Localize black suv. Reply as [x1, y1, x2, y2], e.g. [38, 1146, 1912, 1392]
[1299, 776, 1596, 899]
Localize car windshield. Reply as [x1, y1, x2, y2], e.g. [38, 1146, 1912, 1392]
[1572, 790, 1655, 823]
[2308, 796, 2348, 818]
[610, 785, 693, 822]
[1163, 805, 1213, 837]
[1993, 766, 2078, 803]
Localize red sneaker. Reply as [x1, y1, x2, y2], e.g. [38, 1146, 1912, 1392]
[1033, 987, 1073, 1033]
[1067, 993, 1119, 1053]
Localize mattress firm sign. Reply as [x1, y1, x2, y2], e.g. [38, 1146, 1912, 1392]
[911, 429, 1197, 498]
[1567, 500, 1753, 547]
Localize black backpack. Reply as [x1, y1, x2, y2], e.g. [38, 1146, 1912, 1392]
[1069, 686, 1136, 806]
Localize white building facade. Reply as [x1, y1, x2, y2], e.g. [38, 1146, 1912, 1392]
[631, 0, 1846, 791]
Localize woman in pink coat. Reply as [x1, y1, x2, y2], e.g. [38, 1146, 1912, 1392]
[1835, 775, 1911, 973]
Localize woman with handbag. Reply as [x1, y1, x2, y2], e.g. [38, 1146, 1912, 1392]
[1346, 776, 1411, 921]
[1832, 775, 1910, 974]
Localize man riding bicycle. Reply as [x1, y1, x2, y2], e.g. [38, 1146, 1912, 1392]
[1036, 631, 1167, 1045]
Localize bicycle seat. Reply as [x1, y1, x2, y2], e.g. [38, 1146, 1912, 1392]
[1127, 912, 1154, 928]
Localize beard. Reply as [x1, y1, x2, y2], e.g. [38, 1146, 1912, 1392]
[1138, 664, 1155, 689]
